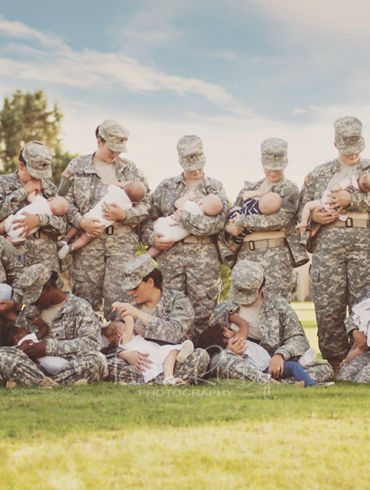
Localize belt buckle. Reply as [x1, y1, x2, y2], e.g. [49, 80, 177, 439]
[106, 226, 114, 235]
[248, 241, 255, 251]
[33, 230, 41, 239]
[345, 218, 353, 228]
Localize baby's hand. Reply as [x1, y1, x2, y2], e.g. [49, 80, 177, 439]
[31, 318, 48, 330]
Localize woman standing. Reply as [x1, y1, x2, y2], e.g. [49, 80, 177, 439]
[224, 138, 307, 302]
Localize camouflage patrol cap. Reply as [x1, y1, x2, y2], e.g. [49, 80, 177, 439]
[229, 260, 264, 305]
[334, 116, 365, 155]
[261, 138, 288, 170]
[18, 264, 52, 305]
[98, 119, 129, 153]
[177, 135, 206, 171]
[22, 141, 52, 179]
[122, 255, 156, 290]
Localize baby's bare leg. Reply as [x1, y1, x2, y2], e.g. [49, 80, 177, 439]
[145, 246, 161, 258]
[69, 232, 93, 251]
[0, 219, 6, 235]
[163, 350, 178, 380]
[65, 226, 80, 240]
[229, 242, 241, 254]
[296, 200, 321, 235]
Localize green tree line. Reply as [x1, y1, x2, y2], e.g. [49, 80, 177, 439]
[0, 90, 79, 187]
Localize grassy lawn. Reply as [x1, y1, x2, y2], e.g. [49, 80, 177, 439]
[0, 303, 368, 489]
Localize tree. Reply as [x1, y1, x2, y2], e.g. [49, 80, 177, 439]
[0, 90, 78, 187]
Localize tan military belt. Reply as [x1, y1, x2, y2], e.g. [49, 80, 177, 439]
[326, 218, 369, 229]
[242, 237, 287, 251]
[244, 230, 286, 241]
[31, 230, 55, 241]
[181, 235, 216, 245]
[105, 225, 133, 235]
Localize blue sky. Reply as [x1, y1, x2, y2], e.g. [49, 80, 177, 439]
[1, 0, 370, 198]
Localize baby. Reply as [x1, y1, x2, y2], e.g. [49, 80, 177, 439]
[196, 323, 319, 387]
[104, 311, 194, 385]
[296, 173, 370, 236]
[146, 191, 223, 258]
[58, 181, 146, 260]
[228, 191, 283, 254]
[0, 319, 69, 376]
[0, 193, 69, 244]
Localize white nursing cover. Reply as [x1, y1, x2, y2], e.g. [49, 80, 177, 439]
[352, 297, 370, 347]
[153, 200, 202, 242]
[5, 195, 52, 242]
[18, 333, 69, 375]
[85, 185, 133, 228]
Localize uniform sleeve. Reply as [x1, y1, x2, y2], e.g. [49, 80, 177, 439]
[0, 184, 28, 221]
[45, 306, 101, 357]
[345, 191, 370, 213]
[144, 295, 194, 344]
[234, 188, 299, 231]
[273, 305, 310, 360]
[210, 301, 240, 328]
[177, 186, 229, 237]
[141, 190, 162, 247]
[58, 168, 85, 229]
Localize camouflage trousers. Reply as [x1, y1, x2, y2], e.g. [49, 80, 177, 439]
[69, 229, 138, 321]
[17, 236, 64, 287]
[157, 242, 222, 340]
[105, 348, 210, 384]
[0, 347, 108, 386]
[237, 244, 295, 302]
[310, 227, 370, 360]
[209, 350, 333, 384]
[337, 352, 370, 383]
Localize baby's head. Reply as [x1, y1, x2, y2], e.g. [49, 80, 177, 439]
[124, 182, 146, 203]
[101, 321, 125, 349]
[199, 194, 223, 217]
[195, 323, 234, 357]
[0, 326, 28, 346]
[358, 174, 370, 193]
[258, 192, 282, 215]
[48, 196, 69, 216]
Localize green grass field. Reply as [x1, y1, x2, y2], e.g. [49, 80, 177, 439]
[0, 303, 368, 490]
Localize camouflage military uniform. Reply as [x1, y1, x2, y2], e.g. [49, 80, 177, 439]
[106, 288, 209, 384]
[227, 176, 307, 302]
[0, 172, 67, 274]
[58, 154, 150, 320]
[141, 174, 229, 338]
[210, 291, 333, 383]
[0, 291, 107, 386]
[0, 236, 25, 307]
[299, 158, 370, 360]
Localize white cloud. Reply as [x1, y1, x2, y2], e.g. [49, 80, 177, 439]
[0, 16, 252, 117]
[294, 108, 307, 114]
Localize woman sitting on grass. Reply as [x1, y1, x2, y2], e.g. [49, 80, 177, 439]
[196, 323, 320, 387]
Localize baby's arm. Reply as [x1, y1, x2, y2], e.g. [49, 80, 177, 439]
[175, 192, 197, 209]
[229, 313, 249, 341]
[242, 190, 266, 200]
[343, 340, 369, 364]
[295, 200, 322, 234]
[31, 318, 50, 340]
[121, 315, 135, 345]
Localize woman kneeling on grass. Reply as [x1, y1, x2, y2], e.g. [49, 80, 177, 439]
[104, 254, 209, 384]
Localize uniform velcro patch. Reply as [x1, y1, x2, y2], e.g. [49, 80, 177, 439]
[62, 169, 73, 179]
[305, 173, 313, 183]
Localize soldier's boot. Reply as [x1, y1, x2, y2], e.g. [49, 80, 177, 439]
[327, 359, 342, 377]
[74, 379, 88, 386]
[40, 377, 59, 387]
[6, 381, 18, 389]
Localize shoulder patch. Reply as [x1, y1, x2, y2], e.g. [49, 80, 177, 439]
[304, 173, 313, 184]
[62, 169, 73, 179]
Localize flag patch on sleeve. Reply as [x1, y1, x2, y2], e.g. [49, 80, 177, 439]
[304, 173, 312, 183]
[62, 169, 72, 179]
